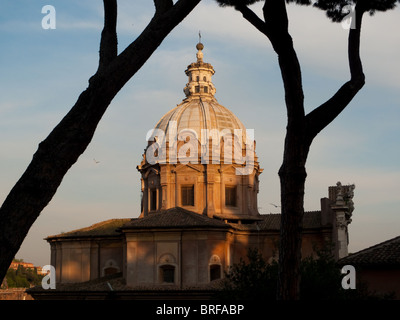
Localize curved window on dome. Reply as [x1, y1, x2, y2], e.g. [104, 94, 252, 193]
[181, 185, 194, 206]
[225, 186, 237, 207]
[203, 76, 206, 81]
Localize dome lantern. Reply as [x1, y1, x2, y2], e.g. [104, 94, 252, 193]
[183, 43, 216, 98]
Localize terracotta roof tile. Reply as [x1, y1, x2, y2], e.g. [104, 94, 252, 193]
[233, 211, 322, 231]
[121, 207, 230, 230]
[339, 236, 400, 267]
[46, 218, 131, 240]
[46, 209, 324, 239]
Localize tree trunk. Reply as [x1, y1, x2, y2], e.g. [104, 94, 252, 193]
[0, 0, 200, 283]
[233, 0, 366, 300]
[277, 139, 309, 299]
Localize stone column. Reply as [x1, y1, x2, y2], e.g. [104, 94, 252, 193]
[142, 177, 148, 217]
[331, 182, 355, 260]
[206, 165, 215, 217]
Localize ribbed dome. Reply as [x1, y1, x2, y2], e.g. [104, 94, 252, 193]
[154, 97, 247, 145]
[149, 42, 250, 149]
[138, 43, 262, 219]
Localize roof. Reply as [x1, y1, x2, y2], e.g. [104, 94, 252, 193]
[46, 209, 326, 240]
[339, 236, 400, 268]
[122, 208, 323, 232]
[120, 207, 230, 230]
[46, 218, 131, 240]
[150, 99, 250, 165]
[231, 211, 323, 231]
[155, 98, 247, 141]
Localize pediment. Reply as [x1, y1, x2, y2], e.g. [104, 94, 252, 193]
[144, 167, 160, 178]
[172, 164, 202, 173]
[218, 165, 237, 174]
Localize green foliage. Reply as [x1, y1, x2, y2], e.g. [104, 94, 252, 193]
[300, 246, 347, 299]
[219, 247, 395, 300]
[215, 0, 399, 22]
[312, 0, 399, 22]
[4, 266, 44, 288]
[219, 248, 278, 300]
[216, 0, 261, 8]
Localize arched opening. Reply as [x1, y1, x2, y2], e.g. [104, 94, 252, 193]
[209, 255, 222, 281]
[102, 259, 120, 277]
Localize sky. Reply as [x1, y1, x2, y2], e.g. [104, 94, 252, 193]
[0, 0, 399, 267]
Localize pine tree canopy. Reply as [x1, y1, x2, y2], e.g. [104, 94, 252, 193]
[216, 0, 399, 22]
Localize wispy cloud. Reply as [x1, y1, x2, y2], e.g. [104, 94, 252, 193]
[178, 2, 400, 89]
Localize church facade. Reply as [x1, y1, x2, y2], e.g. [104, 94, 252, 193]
[45, 43, 355, 291]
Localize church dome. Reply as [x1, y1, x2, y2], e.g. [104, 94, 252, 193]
[154, 95, 247, 145]
[138, 42, 262, 218]
[146, 42, 252, 164]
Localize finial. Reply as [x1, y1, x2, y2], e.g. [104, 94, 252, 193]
[196, 31, 204, 62]
[196, 42, 204, 51]
[196, 31, 204, 51]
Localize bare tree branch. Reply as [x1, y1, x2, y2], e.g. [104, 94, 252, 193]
[154, 0, 173, 16]
[263, 0, 289, 42]
[98, 0, 118, 70]
[305, 6, 366, 143]
[262, 0, 305, 123]
[234, 4, 268, 36]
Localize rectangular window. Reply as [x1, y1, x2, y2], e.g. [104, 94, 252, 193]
[150, 189, 157, 211]
[210, 264, 221, 281]
[225, 186, 237, 207]
[195, 86, 200, 93]
[160, 265, 175, 283]
[181, 185, 194, 206]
